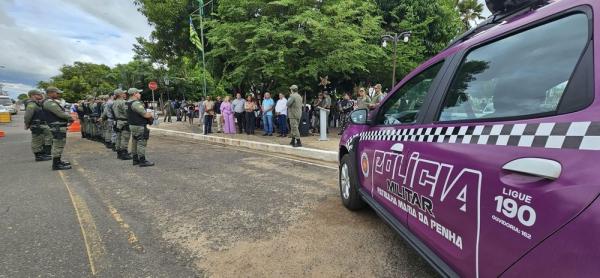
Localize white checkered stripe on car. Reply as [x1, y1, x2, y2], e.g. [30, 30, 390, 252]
[346, 121, 600, 150]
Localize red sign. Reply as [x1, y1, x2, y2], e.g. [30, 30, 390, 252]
[148, 81, 158, 91]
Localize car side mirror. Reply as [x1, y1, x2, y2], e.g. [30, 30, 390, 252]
[350, 109, 369, 125]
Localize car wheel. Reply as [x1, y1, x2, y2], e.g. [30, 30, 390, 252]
[339, 154, 365, 211]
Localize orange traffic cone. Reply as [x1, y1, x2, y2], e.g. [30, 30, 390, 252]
[0, 129, 5, 138]
[69, 120, 81, 133]
[68, 112, 81, 133]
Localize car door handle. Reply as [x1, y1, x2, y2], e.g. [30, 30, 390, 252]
[502, 158, 562, 180]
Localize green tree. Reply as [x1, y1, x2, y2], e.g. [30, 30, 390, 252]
[205, 0, 386, 95]
[133, 0, 205, 64]
[457, 0, 485, 31]
[371, 0, 462, 88]
[38, 62, 113, 102]
[17, 94, 28, 101]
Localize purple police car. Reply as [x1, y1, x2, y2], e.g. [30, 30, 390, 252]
[338, 0, 599, 276]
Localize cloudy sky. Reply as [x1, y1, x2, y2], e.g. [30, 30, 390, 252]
[0, 0, 153, 98]
[480, 0, 492, 17]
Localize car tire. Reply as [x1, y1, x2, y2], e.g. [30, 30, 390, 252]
[339, 154, 365, 211]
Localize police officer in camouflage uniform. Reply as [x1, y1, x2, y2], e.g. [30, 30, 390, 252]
[84, 96, 94, 139]
[24, 89, 52, 161]
[90, 97, 102, 141]
[99, 94, 110, 149]
[42, 87, 73, 170]
[127, 88, 154, 167]
[101, 91, 118, 151]
[114, 90, 132, 160]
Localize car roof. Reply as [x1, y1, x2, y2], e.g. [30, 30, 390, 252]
[452, 0, 586, 50]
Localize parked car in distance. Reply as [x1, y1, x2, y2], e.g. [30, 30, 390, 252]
[339, 0, 599, 277]
[0, 96, 17, 115]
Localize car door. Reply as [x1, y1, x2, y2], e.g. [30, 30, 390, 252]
[355, 60, 447, 232]
[405, 10, 597, 277]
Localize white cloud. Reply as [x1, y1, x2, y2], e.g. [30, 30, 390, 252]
[1, 82, 35, 99]
[0, 0, 153, 88]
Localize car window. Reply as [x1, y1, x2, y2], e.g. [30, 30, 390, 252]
[0, 99, 12, 106]
[376, 62, 443, 125]
[438, 13, 589, 122]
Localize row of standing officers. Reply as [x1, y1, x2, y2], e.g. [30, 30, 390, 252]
[23, 87, 156, 170]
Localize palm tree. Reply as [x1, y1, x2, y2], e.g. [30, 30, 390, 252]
[456, 0, 486, 31]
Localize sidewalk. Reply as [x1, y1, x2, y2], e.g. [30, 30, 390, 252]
[150, 120, 340, 163]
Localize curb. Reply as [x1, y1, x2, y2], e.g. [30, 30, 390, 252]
[149, 127, 339, 163]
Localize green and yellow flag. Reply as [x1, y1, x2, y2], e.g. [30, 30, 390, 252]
[189, 16, 203, 52]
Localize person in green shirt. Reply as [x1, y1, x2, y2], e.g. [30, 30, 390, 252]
[23, 89, 52, 161]
[369, 83, 385, 109]
[126, 88, 155, 167]
[286, 85, 304, 147]
[42, 87, 73, 170]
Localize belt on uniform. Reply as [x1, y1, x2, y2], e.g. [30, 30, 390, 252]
[49, 122, 68, 127]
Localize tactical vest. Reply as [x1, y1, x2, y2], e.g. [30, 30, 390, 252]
[91, 103, 101, 117]
[43, 99, 68, 124]
[127, 101, 148, 126]
[24, 99, 49, 124]
[75, 104, 85, 118]
[114, 101, 128, 121]
[83, 103, 92, 115]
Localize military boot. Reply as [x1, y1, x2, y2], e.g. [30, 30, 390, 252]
[293, 139, 302, 148]
[60, 159, 71, 166]
[132, 155, 140, 166]
[52, 157, 71, 170]
[138, 156, 154, 167]
[289, 137, 295, 146]
[43, 145, 52, 156]
[35, 152, 52, 161]
[120, 150, 132, 160]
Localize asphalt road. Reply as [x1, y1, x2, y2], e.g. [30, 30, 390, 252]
[0, 114, 436, 277]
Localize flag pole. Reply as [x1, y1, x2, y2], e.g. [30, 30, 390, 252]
[199, 4, 207, 97]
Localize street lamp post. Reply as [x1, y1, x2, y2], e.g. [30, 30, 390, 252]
[382, 31, 412, 88]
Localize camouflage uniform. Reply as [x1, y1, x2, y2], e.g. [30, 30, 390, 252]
[42, 87, 72, 170]
[101, 91, 119, 150]
[113, 92, 132, 160]
[23, 90, 52, 161]
[83, 97, 94, 139]
[286, 85, 304, 147]
[126, 88, 154, 167]
[98, 95, 111, 148]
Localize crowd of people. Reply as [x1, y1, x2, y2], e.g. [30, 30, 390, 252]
[159, 83, 388, 139]
[21, 83, 387, 171]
